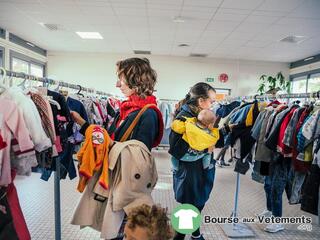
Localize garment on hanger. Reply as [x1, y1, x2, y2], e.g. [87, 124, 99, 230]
[247, 95, 320, 218]
[0, 98, 35, 186]
[215, 101, 241, 118]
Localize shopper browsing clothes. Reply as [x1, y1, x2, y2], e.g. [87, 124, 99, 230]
[169, 82, 230, 240]
[171, 109, 220, 169]
[70, 57, 164, 240]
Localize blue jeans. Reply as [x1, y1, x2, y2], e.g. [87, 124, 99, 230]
[289, 171, 306, 204]
[270, 158, 294, 217]
[264, 176, 272, 212]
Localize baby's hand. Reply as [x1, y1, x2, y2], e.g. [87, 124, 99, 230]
[208, 145, 215, 153]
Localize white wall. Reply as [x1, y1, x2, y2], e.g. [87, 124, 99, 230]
[47, 52, 289, 99]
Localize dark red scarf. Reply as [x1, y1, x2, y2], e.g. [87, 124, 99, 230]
[117, 94, 164, 147]
[119, 95, 157, 122]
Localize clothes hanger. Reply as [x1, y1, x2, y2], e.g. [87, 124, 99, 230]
[53, 80, 60, 92]
[16, 73, 27, 90]
[0, 67, 7, 94]
[77, 84, 85, 97]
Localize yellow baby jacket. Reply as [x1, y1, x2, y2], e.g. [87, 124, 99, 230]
[171, 117, 220, 151]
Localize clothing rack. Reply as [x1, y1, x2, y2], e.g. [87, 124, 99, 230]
[159, 98, 179, 102]
[222, 92, 319, 238]
[0, 68, 113, 240]
[226, 92, 320, 102]
[0, 68, 112, 97]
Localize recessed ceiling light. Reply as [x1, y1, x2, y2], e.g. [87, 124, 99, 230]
[190, 53, 208, 58]
[76, 32, 103, 39]
[173, 16, 185, 23]
[279, 35, 307, 44]
[178, 44, 190, 47]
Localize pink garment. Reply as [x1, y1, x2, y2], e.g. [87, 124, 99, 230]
[0, 99, 34, 186]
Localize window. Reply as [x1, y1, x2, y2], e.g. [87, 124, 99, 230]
[12, 57, 29, 74]
[291, 76, 307, 93]
[10, 51, 45, 77]
[307, 73, 320, 92]
[290, 72, 320, 94]
[30, 63, 44, 77]
[0, 47, 4, 67]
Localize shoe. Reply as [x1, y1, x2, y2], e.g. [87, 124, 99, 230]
[257, 209, 272, 218]
[190, 234, 205, 240]
[221, 162, 230, 166]
[264, 224, 284, 233]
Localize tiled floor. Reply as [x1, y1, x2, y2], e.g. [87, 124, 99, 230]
[15, 149, 320, 240]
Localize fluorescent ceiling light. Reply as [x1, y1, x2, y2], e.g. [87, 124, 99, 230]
[304, 56, 314, 61]
[76, 32, 103, 39]
[26, 42, 35, 47]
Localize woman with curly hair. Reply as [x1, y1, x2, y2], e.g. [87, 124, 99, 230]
[71, 57, 164, 239]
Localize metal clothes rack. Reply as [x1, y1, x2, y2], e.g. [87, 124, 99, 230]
[222, 91, 320, 239]
[159, 98, 179, 102]
[0, 68, 112, 240]
[226, 92, 320, 102]
[0, 68, 111, 97]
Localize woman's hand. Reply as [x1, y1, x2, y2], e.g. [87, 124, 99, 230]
[70, 111, 86, 126]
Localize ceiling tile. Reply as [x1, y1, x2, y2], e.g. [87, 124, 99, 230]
[114, 7, 147, 16]
[236, 22, 269, 33]
[118, 16, 149, 27]
[213, 13, 248, 22]
[75, 0, 110, 7]
[244, 15, 280, 24]
[110, 1, 146, 9]
[258, 0, 304, 12]
[196, 36, 225, 46]
[251, 10, 288, 17]
[201, 30, 231, 39]
[147, 0, 184, 5]
[244, 40, 272, 48]
[287, 0, 320, 19]
[147, 3, 181, 10]
[221, 0, 264, 10]
[184, 0, 223, 7]
[227, 31, 258, 40]
[147, 9, 179, 17]
[219, 38, 249, 47]
[207, 20, 239, 31]
[78, 6, 114, 16]
[181, 10, 216, 20]
[218, 8, 252, 15]
[11, 3, 47, 13]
